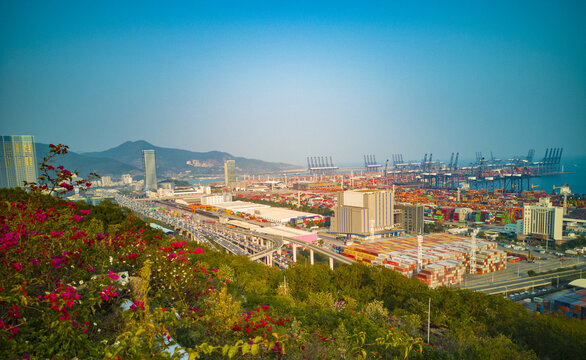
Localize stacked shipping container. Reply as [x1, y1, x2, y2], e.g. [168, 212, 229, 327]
[341, 234, 507, 288]
[536, 290, 586, 320]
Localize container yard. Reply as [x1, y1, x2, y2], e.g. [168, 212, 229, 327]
[340, 233, 507, 288]
[535, 289, 586, 320]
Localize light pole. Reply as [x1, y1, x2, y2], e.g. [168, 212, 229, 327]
[427, 298, 431, 345]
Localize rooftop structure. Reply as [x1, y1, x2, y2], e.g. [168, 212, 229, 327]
[255, 225, 318, 243]
[213, 200, 320, 224]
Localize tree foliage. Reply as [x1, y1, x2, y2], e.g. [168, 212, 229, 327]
[1, 146, 584, 359]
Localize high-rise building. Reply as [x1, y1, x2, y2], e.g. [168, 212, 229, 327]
[396, 203, 424, 235]
[121, 174, 133, 185]
[0, 135, 38, 189]
[330, 189, 403, 238]
[143, 150, 157, 191]
[100, 176, 112, 187]
[224, 160, 235, 187]
[523, 197, 563, 241]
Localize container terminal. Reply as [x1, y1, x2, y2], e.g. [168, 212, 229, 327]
[111, 147, 585, 320]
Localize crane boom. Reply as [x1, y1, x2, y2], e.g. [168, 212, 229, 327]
[385, 159, 389, 186]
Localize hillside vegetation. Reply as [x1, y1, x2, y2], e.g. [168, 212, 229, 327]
[1, 187, 585, 359]
[1, 137, 584, 360]
[82, 140, 298, 175]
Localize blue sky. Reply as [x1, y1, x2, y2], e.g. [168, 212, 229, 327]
[1, 1, 585, 165]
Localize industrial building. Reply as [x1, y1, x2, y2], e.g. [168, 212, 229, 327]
[523, 197, 563, 242]
[0, 135, 38, 189]
[202, 193, 233, 205]
[143, 149, 157, 192]
[224, 160, 236, 187]
[395, 203, 425, 235]
[330, 189, 403, 238]
[212, 200, 320, 224]
[255, 226, 318, 243]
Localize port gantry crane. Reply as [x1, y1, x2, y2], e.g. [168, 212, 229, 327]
[384, 159, 389, 187]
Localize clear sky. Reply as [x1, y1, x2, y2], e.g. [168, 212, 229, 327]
[1, 1, 585, 165]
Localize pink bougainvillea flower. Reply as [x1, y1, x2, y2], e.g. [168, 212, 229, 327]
[60, 182, 74, 191]
[107, 270, 120, 280]
[130, 300, 145, 311]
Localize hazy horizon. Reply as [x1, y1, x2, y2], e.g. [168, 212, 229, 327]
[1, 1, 585, 164]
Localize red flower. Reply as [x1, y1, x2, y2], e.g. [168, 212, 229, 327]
[60, 182, 74, 191]
[107, 270, 120, 280]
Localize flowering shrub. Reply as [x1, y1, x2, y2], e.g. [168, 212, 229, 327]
[0, 145, 426, 359]
[24, 143, 99, 196]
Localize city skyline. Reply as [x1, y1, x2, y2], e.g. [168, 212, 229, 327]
[1, 1, 585, 164]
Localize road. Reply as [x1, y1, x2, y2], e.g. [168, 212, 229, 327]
[465, 266, 586, 295]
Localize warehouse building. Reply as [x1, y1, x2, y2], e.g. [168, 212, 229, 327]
[330, 189, 404, 238]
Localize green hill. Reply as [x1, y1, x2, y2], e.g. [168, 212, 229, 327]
[82, 140, 298, 176]
[35, 143, 140, 178]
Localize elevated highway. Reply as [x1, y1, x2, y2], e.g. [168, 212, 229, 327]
[118, 194, 354, 269]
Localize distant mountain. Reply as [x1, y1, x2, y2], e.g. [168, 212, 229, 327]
[35, 143, 140, 178]
[81, 140, 298, 176]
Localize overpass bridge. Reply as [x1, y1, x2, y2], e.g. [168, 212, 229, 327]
[118, 194, 354, 269]
[224, 226, 354, 269]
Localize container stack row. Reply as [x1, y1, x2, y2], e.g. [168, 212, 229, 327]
[473, 249, 507, 274]
[552, 290, 586, 320]
[416, 260, 466, 288]
[340, 233, 507, 287]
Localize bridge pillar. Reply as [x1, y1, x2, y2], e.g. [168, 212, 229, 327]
[292, 243, 297, 263]
[329, 257, 334, 270]
[310, 249, 314, 265]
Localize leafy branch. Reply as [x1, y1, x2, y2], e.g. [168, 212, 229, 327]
[24, 143, 99, 197]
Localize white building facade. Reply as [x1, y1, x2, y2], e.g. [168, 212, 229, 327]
[523, 198, 563, 241]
